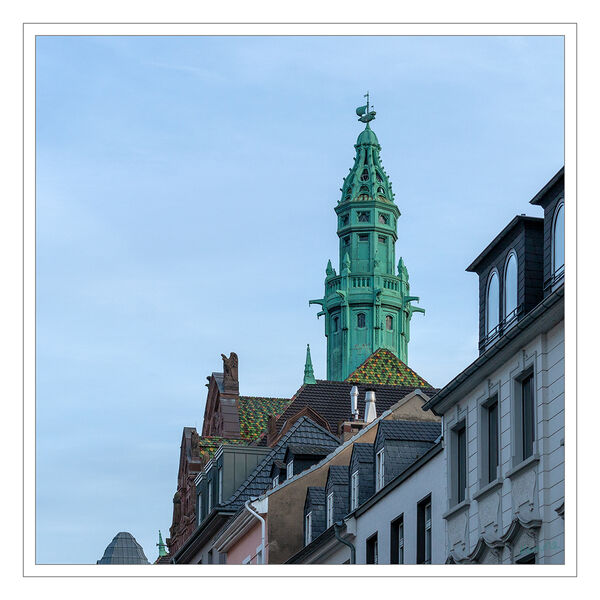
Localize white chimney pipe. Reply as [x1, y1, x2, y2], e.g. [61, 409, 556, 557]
[364, 390, 377, 423]
[350, 386, 359, 420]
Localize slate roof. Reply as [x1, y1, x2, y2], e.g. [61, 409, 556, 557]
[287, 444, 335, 457]
[376, 420, 441, 442]
[220, 416, 340, 511]
[327, 465, 349, 486]
[306, 487, 326, 506]
[345, 348, 431, 387]
[351, 443, 375, 463]
[238, 396, 292, 440]
[273, 380, 437, 437]
[97, 532, 149, 565]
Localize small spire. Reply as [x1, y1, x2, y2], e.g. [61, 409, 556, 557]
[326, 259, 335, 277]
[303, 344, 316, 385]
[157, 530, 167, 557]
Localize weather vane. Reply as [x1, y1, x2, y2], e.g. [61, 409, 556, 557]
[356, 91, 376, 123]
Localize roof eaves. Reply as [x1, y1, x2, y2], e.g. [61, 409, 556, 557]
[529, 167, 564, 206]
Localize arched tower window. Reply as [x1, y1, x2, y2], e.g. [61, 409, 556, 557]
[357, 313, 366, 328]
[386, 315, 393, 331]
[553, 201, 565, 275]
[486, 270, 500, 337]
[332, 316, 339, 333]
[504, 252, 518, 322]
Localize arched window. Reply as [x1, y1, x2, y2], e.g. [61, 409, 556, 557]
[553, 202, 564, 275]
[504, 252, 518, 322]
[386, 315, 393, 331]
[486, 270, 500, 337]
[357, 313, 366, 328]
[332, 316, 339, 333]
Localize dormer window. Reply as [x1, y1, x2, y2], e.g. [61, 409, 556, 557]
[305, 512, 312, 545]
[357, 313, 366, 328]
[504, 252, 518, 324]
[286, 459, 294, 480]
[326, 492, 334, 528]
[350, 470, 359, 510]
[375, 449, 385, 491]
[553, 201, 564, 278]
[486, 270, 500, 339]
[207, 480, 213, 513]
[272, 475, 279, 489]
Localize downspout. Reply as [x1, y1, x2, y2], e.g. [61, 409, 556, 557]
[334, 521, 355, 564]
[244, 499, 266, 565]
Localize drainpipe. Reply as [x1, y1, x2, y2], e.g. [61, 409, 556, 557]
[244, 499, 266, 565]
[334, 521, 355, 564]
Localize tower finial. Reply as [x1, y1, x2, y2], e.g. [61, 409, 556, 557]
[356, 92, 376, 124]
[303, 344, 316, 385]
[157, 530, 167, 557]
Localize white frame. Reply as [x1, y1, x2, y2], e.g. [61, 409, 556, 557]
[552, 200, 565, 276]
[218, 466, 223, 504]
[305, 511, 312, 546]
[503, 250, 518, 324]
[286, 459, 294, 480]
[375, 449, 385, 492]
[326, 492, 334, 528]
[350, 470, 359, 510]
[485, 268, 500, 337]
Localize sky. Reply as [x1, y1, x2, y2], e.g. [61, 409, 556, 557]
[35, 35, 564, 564]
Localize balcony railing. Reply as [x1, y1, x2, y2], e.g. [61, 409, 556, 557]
[479, 304, 524, 351]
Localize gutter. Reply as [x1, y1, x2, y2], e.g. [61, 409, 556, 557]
[422, 286, 564, 414]
[334, 521, 356, 564]
[244, 499, 266, 565]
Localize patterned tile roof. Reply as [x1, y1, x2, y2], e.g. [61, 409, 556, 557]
[195, 436, 248, 462]
[238, 396, 292, 441]
[345, 348, 431, 387]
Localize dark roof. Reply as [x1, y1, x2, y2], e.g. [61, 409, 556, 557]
[327, 465, 349, 486]
[530, 167, 564, 206]
[286, 444, 334, 457]
[306, 487, 326, 506]
[97, 532, 149, 565]
[376, 420, 441, 442]
[221, 416, 339, 510]
[351, 443, 374, 463]
[345, 349, 430, 387]
[273, 380, 436, 437]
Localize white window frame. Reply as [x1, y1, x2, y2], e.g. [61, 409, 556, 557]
[485, 269, 500, 340]
[398, 519, 404, 565]
[207, 480, 213, 513]
[326, 492, 334, 528]
[424, 501, 432, 564]
[287, 459, 294, 480]
[272, 474, 279, 489]
[242, 555, 251, 565]
[218, 467, 223, 504]
[503, 250, 518, 326]
[552, 200, 565, 281]
[350, 470, 359, 510]
[256, 544, 264, 565]
[305, 511, 313, 546]
[197, 493, 202, 523]
[375, 449, 385, 491]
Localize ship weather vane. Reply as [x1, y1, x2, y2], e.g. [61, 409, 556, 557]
[356, 91, 376, 123]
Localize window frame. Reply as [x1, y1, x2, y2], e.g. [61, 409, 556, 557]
[366, 532, 379, 564]
[390, 514, 404, 564]
[350, 470, 359, 510]
[207, 479, 213, 513]
[451, 420, 467, 506]
[552, 200, 565, 279]
[357, 312, 366, 329]
[485, 269, 500, 341]
[385, 315, 393, 331]
[480, 395, 500, 485]
[272, 474, 279, 489]
[417, 495, 432, 564]
[375, 448, 385, 492]
[305, 511, 313, 546]
[512, 367, 536, 466]
[326, 492, 334, 529]
[503, 250, 518, 326]
[218, 466, 223, 504]
[286, 459, 294, 480]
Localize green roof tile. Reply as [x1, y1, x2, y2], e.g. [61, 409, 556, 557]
[345, 348, 431, 387]
[238, 396, 292, 441]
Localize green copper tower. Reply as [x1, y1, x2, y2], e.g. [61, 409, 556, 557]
[310, 96, 424, 381]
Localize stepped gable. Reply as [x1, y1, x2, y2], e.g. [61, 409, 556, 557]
[345, 348, 430, 387]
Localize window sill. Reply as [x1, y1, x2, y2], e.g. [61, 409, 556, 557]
[472, 478, 504, 501]
[442, 499, 470, 520]
[506, 454, 539, 479]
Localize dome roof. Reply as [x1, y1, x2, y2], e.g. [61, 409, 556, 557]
[97, 532, 149, 564]
[356, 124, 380, 146]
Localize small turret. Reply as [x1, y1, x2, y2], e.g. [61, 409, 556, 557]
[157, 530, 168, 557]
[303, 344, 317, 385]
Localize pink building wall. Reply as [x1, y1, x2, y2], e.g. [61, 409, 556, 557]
[226, 519, 268, 564]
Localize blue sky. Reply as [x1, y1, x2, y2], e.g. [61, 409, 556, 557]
[35, 35, 563, 564]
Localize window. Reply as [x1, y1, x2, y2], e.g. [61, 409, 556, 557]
[366, 533, 379, 564]
[332, 315, 339, 333]
[452, 421, 467, 504]
[272, 475, 279, 489]
[256, 545, 264, 565]
[485, 397, 499, 484]
[207, 480, 213, 513]
[378, 212, 389, 224]
[242, 555, 251, 565]
[326, 492, 334, 528]
[305, 512, 312, 545]
[358, 233, 369, 242]
[516, 552, 536, 564]
[486, 270, 500, 338]
[340, 214, 349, 227]
[376, 449, 385, 491]
[218, 467, 223, 504]
[504, 252, 518, 322]
[553, 202, 565, 276]
[360, 169, 369, 181]
[390, 515, 404, 564]
[357, 313, 366, 328]
[520, 373, 535, 461]
[343, 235, 350, 246]
[386, 315, 393, 331]
[358, 211, 370, 222]
[350, 470, 359, 510]
[376, 170, 383, 182]
[378, 235, 386, 244]
[197, 493, 203, 523]
[287, 459, 294, 480]
[417, 496, 432, 564]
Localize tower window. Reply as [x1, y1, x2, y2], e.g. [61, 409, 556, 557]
[343, 236, 350, 246]
[360, 169, 369, 181]
[358, 234, 368, 242]
[340, 214, 349, 227]
[357, 313, 366, 328]
[376, 170, 383, 182]
[358, 211, 370, 222]
[378, 213, 389, 225]
[386, 315, 393, 330]
[332, 316, 339, 333]
[377, 187, 385, 195]
[378, 235, 386, 244]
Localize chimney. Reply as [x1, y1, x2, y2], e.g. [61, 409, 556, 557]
[350, 386, 359, 420]
[364, 390, 377, 423]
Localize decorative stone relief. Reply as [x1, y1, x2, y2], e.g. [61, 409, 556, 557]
[478, 490, 502, 539]
[511, 467, 539, 520]
[447, 510, 470, 559]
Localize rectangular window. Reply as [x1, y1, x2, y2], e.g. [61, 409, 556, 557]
[417, 495, 432, 564]
[358, 233, 369, 242]
[197, 493, 203, 523]
[376, 449, 385, 492]
[390, 515, 404, 564]
[305, 512, 312, 546]
[272, 475, 279, 489]
[287, 459, 294, 480]
[378, 235, 386, 244]
[343, 235, 350, 246]
[218, 467, 223, 504]
[358, 211, 370, 223]
[207, 480, 213, 513]
[521, 373, 535, 460]
[256, 545, 264, 565]
[516, 552, 536, 564]
[452, 422, 467, 504]
[486, 398, 499, 483]
[326, 492, 334, 528]
[350, 470, 359, 510]
[366, 533, 378, 564]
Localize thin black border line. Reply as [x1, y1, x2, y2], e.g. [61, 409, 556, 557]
[25, 23, 576, 578]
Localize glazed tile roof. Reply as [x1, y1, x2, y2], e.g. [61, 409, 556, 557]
[345, 348, 431, 387]
[196, 436, 248, 462]
[238, 396, 292, 441]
